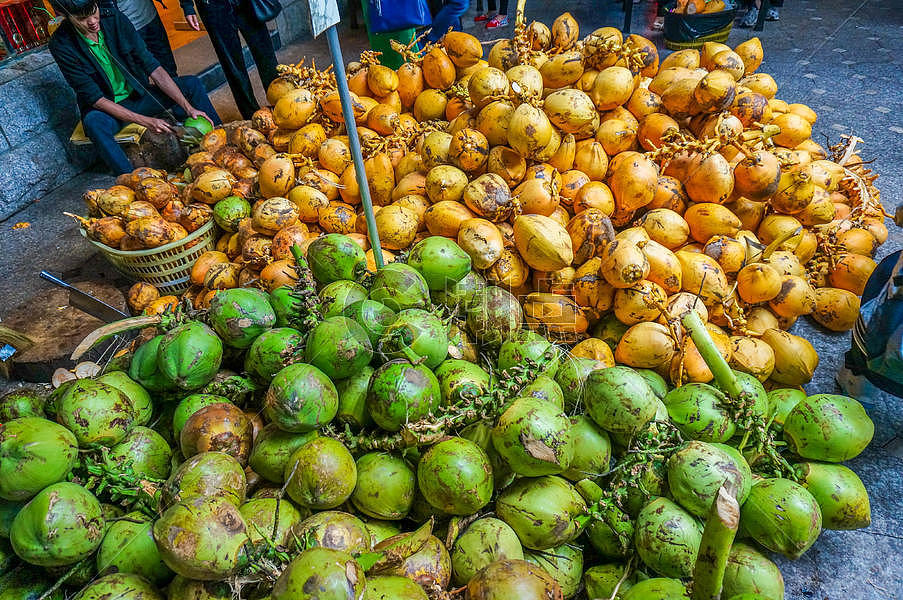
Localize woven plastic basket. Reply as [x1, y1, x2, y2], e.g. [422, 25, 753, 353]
[82, 220, 217, 295]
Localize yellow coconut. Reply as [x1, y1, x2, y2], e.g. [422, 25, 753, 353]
[273, 88, 316, 129]
[760, 328, 818, 385]
[413, 89, 449, 122]
[615, 321, 677, 369]
[476, 100, 516, 147]
[513, 214, 574, 272]
[443, 31, 483, 68]
[768, 275, 816, 319]
[506, 65, 545, 101]
[684, 202, 741, 243]
[729, 335, 775, 381]
[421, 131, 453, 170]
[694, 69, 737, 112]
[566, 207, 615, 263]
[569, 182, 612, 217]
[396, 62, 425, 111]
[544, 89, 599, 137]
[458, 218, 505, 269]
[772, 112, 813, 148]
[676, 250, 729, 304]
[642, 240, 683, 295]
[812, 287, 861, 332]
[468, 66, 510, 109]
[607, 152, 658, 212]
[637, 208, 690, 250]
[573, 140, 609, 182]
[595, 119, 637, 156]
[487, 146, 528, 188]
[660, 49, 700, 71]
[508, 103, 555, 159]
[422, 47, 456, 90]
[736, 262, 782, 304]
[551, 12, 579, 50]
[600, 239, 650, 288]
[540, 50, 585, 89]
[771, 165, 815, 215]
[367, 63, 399, 96]
[318, 139, 352, 175]
[828, 253, 876, 295]
[614, 280, 668, 325]
[590, 66, 635, 111]
[626, 87, 664, 120]
[548, 133, 577, 173]
[683, 152, 735, 205]
[734, 37, 764, 75]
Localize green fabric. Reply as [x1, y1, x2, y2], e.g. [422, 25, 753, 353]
[360, 0, 419, 70]
[79, 31, 131, 102]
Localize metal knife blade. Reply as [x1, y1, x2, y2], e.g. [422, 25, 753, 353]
[40, 271, 130, 323]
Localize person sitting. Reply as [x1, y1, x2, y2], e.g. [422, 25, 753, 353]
[49, 0, 220, 175]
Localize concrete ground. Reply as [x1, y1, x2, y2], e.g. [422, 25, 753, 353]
[0, 0, 901, 597]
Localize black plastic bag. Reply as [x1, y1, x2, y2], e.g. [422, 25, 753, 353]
[663, 1, 737, 42]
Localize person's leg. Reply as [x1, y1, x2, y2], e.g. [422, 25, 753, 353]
[739, 0, 760, 27]
[476, 0, 496, 20]
[234, 2, 279, 93]
[195, 1, 259, 119]
[486, 0, 508, 28]
[82, 110, 132, 175]
[138, 15, 178, 76]
[426, 0, 470, 42]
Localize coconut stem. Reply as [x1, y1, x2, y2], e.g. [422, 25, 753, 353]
[326, 354, 555, 452]
[681, 311, 741, 401]
[761, 225, 802, 261]
[71, 449, 163, 516]
[691, 483, 740, 600]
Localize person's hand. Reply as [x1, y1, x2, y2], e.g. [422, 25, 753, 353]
[139, 116, 176, 134]
[186, 14, 200, 30]
[185, 106, 210, 122]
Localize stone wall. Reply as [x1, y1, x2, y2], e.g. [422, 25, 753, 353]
[0, 50, 86, 221]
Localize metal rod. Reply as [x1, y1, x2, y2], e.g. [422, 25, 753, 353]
[325, 24, 385, 269]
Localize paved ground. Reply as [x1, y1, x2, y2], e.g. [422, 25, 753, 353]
[1, 0, 901, 597]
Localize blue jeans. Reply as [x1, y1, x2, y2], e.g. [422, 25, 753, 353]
[81, 75, 221, 175]
[426, 0, 469, 42]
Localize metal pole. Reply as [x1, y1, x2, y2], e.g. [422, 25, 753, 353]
[325, 24, 385, 269]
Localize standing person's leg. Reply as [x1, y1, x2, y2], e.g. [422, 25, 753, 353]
[196, 1, 259, 119]
[476, 0, 496, 21]
[138, 14, 179, 76]
[486, 0, 508, 27]
[426, 0, 470, 42]
[82, 110, 132, 175]
[234, 1, 279, 93]
[739, 0, 760, 27]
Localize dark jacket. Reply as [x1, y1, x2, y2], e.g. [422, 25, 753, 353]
[49, 10, 162, 115]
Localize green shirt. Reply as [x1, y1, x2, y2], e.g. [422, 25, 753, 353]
[79, 30, 131, 103]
